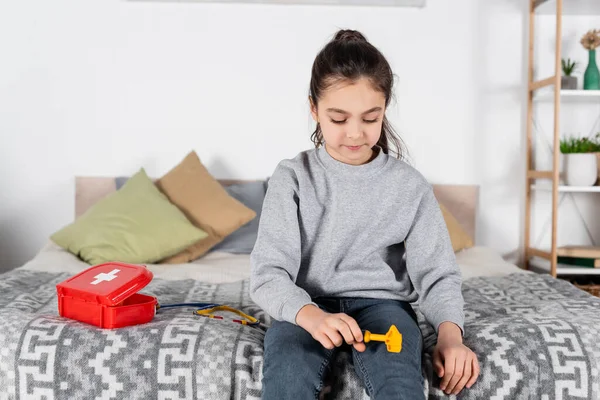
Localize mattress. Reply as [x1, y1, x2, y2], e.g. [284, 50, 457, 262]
[19, 241, 527, 283]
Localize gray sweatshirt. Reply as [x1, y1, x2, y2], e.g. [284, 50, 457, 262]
[250, 146, 464, 334]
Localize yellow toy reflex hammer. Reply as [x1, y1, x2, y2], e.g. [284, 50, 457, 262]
[363, 325, 402, 353]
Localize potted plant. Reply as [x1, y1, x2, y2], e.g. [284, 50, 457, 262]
[560, 134, 600, 186]
[581, 29, 600, 90]
[561, 58, 578, 90]
[595, 132, 600, 185]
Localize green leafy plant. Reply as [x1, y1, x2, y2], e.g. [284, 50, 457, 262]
[560, 133, 600, 153]
[561, 58, 578, 76]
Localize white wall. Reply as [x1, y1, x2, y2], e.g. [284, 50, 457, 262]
[0, 0, 528, 271]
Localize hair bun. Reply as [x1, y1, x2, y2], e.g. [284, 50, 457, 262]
[333, 30, 367, 43]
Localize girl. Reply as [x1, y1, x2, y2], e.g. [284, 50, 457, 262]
[250, 29, 479, 400]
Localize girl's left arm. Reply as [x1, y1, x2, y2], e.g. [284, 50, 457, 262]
[404, 185, 479, 395]
[404, 186, 464, 334]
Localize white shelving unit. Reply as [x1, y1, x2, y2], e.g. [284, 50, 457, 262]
[525, 0, 600, 278]
[535, 0, 600, 15]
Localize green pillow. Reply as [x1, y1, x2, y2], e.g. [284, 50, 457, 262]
[51, 168, 208, 265]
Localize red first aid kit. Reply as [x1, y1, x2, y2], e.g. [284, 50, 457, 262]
[56, 262, 157, 329]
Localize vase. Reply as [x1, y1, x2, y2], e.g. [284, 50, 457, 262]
[584, 49, 600, 90]
[564, 153, 598, 186]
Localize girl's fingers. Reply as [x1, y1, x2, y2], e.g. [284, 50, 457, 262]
[439, 354, 455, 392]
[314, 332, 335, 350]
[334, 318, 356, 345]
[445, 353, 465, 394]
[353, 341, 366, 352]
[433, 350, 445, 378]
[324, 327, 344, 347]
[452, 355, 472, 395]
[466, 355, 480, 388]
[338, 314, 363, 342]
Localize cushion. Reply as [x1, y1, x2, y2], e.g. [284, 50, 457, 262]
[156, 151, 257, 263]
[209, 181, 267, 254]
[115, 176, 128, 190]
[440, 204, 473, 252]
[51, 169, 208, 265]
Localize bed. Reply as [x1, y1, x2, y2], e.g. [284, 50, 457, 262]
[1, 179, 599, 400]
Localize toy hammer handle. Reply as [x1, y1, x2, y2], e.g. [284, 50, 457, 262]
[363, 332, 386, 343]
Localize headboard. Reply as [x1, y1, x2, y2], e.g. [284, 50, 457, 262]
[75, 177, 479, 241]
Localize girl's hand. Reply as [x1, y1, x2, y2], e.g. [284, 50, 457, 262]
[433, 322, 479, 396]
[296, 304, 366, 352]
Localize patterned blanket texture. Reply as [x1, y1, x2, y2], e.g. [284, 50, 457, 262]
[1, 269, 599, 400]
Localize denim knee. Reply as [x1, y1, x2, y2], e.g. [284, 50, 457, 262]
[262, 320, 333, 400]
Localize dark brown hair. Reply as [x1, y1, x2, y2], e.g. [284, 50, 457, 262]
[309, 29, 406, 160]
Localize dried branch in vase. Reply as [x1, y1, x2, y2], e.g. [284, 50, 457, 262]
[581, 29, 600, 51]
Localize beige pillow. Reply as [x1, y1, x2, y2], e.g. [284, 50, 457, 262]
[440, 204, 473, 253]
[156, 151, 256, 263]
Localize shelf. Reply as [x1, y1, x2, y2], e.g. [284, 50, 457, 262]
[534, 89, 600, 102]
[139, 0, 427, 5]
[529, 245, 600, 258]
[531, 184, 600, 192]
[557, 245, 600, 258]
[534, 0, 600, 15]
[526, 0, 600, 279]
[530, 257, 600, 275]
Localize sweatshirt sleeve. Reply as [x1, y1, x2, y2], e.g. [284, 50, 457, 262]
[404, 185, 465, 335]
[249, 162, 316, 324]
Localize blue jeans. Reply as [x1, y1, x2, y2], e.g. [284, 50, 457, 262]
[262, 297, 424, 400]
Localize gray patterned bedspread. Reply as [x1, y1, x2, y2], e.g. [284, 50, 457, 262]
[1, 269, 599, 399]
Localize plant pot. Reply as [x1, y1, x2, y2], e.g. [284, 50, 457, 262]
[596, 152, 600, 185]
[584, 49, 600, 90]
[564, 153, 598, 186]
[561, 76, 577, 90]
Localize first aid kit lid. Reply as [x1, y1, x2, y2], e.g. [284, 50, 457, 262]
[56, 262, 153, 307]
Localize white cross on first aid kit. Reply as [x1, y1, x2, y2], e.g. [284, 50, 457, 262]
[91, 269, 120, 285]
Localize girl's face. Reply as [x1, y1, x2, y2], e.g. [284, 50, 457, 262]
[311, 77, 386, 166]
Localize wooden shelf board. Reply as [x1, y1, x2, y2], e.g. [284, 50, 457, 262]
[557, 246, 600, 258]
[529, 246, 600, 259]
[535, 0, 600, 15]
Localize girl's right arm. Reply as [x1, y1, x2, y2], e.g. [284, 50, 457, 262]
[250, 162, 364, 351]
[249, 162, 314, 324]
